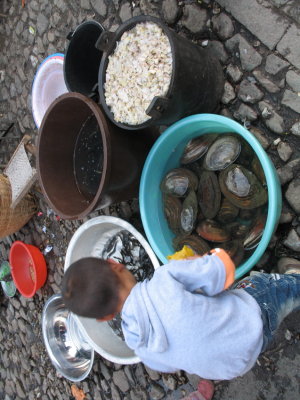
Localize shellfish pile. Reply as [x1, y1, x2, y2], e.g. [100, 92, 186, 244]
[104, 21, 172, 125]
[160, 133, 268, 266]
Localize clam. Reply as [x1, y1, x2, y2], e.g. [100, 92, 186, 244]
[236, 138, 254, 168]
[219, 239, 244, 266]
[180, 190, 198, 234]
[163, 194, 182, 235]
[219, 239, 240, 258]
[160, 168, 198, 197]
[244, 214, 266, 250]
[251, 156, 266, 186]
[204, 135, 241, 171]
[227, 221, 250, 240]
[219, 164, 268, 209]
[239, 208, 256, 221]
[197, 170, 221, 219]
[185, 160, 204, 178]
[231, 244, 245, 266]
[216, 197, 239, 224]
[196, 219, 230, 243]
[173, 234, 210, 255]
[181, 134, 218, 164]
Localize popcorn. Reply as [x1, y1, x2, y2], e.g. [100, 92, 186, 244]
[104, 22, 173, 125]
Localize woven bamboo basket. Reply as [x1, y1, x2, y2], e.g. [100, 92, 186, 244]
[0, 175, 37, 238]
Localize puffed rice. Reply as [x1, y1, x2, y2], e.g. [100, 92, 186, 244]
[104, 22, 173, 125]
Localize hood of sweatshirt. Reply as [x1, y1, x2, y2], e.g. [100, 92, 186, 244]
[121, 280, 168, 353]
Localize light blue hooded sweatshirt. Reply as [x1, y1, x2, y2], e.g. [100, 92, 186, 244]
[121, 254, 264, 380]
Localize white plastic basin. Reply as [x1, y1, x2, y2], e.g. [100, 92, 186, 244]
[64, 216, 160, 365]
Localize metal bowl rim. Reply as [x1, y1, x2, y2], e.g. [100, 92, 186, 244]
[42, 293, 95, 382]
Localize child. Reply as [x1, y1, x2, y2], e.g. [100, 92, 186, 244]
[61, 249, 300, 381]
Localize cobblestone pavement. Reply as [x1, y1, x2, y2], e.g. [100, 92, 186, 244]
[1, 1, 300, 399]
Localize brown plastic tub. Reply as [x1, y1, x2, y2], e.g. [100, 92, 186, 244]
[36, 92, 157, 220]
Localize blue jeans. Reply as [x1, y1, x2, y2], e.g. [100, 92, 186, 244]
[234, 272, 300, 352]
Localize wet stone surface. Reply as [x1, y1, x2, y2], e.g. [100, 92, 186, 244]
[0, 0, 300, 399]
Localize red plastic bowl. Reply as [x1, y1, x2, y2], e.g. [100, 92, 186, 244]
[9, 241, 47, 298]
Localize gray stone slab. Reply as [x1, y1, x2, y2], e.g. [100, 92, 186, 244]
[291, 121, 300, 136]
[271, 0, 290, 6]
[286, 70, 300, 92]
[277, 24, 300, 69]
[253, 70, 280, 93]
[226, 34, 262, 71]
[217, 0, 290, 49]
[283, 0, 300, 25]
[162, 0, 179, 24]
[265, 53, 289, 75]
[282, 89, 300, 113]
[181, 4, 208, 34]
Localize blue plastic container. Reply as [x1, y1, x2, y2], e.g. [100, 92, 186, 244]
[139, 114, 282, 279]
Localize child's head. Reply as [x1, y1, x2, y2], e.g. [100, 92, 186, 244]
[62, 257, 121, 319]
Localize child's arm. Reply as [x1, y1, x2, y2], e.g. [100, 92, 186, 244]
[165, 248, 235, 296]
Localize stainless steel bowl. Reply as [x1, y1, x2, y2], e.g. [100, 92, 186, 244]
[42, 293, 94, 382]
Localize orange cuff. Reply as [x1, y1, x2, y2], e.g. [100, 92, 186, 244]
[210, 248, 236, 290]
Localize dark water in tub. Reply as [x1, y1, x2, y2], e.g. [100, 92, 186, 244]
[73, 115, 103, 199]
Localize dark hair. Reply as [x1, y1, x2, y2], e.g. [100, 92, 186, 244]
[61, 257, 120, 319]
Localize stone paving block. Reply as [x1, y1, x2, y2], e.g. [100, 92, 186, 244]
[252, 70, 280, 93]
[282, 0, 300, 25]
[217, 0, 290, 49]
[282, 89, 300, 113]
[271, 0, 290, 6]
[286, 70, 300, 92]
[277, 24, 300, 69]
[162, 0, 179, 24]
[225, 34, 262, 71]
[181, 4, 208, 34]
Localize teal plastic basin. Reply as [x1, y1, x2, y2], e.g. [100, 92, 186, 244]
[139, 114, 282, 279]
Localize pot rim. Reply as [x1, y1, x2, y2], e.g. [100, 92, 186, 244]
[98, 15, 176, 130]
[42, 293, 95, 381]
[36, 92, 111, 220]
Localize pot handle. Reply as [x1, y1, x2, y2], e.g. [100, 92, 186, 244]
[95, 31, 116, 53]
[66, 31, 73, 40]
[88, 83, 99, 102]
[146, 97, 170, 120]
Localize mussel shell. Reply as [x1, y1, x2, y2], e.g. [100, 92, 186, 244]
[196, 219, 231, 243]
[235, 138, 254, 168]
[160, 168, 198, 197]
[219, 240, 244, 266]
[173, 234, 210, 255]
[184, 160, 205, 178]
[244, 214, 266, 250]
[231, 245, 245, 267]
[163, 194, 182, 235]
[204, 135, 241, 171]
[198, 171, 221, 219]
[227, 220, 250, 239]
[216, 197, 239, 223]
[239, 208, 257, 221]
[180, 190, 198, 234]
[219, 164, 268, 209]
[181, 134, 218, 165]
[251, 156, 266, 186]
